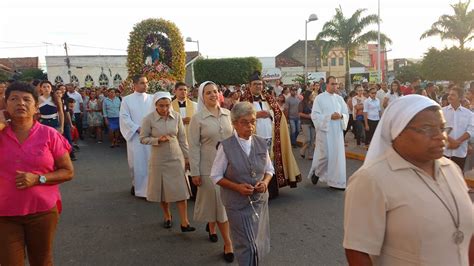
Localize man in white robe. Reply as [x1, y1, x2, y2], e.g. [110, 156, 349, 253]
[120, 75, 154, 197]
[308, 76, 349, 189]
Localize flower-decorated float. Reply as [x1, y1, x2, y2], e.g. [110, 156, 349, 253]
[119, 18, 186, 94]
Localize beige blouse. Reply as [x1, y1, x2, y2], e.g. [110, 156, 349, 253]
[140, 110, 189, 159]
[344, 147, 474, 266]
[188, 107, 233, 177]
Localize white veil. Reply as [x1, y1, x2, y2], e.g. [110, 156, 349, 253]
[196, 81, 216, 112]
[364, 95, 440, 166]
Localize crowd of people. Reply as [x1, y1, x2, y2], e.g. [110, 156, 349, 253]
[1, 72, 473, 265]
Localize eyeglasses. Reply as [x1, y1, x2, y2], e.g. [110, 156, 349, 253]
[406, 126, 452, 137]
[238, 119, 257, 126]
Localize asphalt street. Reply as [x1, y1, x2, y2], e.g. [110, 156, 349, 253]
[53, 138, 363, 266]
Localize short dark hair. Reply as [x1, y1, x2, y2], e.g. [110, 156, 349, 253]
[66, 98, 76, 104]
[412, 76, 421, 83]
[5, 81, 39, 103]
[326, 76, 336, 84]
[32, 79, 41, 86]
[132, 74, 146, 84]
[449, 86, 464, 98]
[174, 81, 187, 89]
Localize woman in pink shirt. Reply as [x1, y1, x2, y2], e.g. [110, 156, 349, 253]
[0, 82, 74, 266]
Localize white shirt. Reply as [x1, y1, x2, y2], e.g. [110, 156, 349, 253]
[376, 89, 387, 111]
[352, 96, 366, 117]
[67, 91, 83, 114]
[177, 100, 197, 118]
[442, 104, 474, 158]
[363, 97, 381, 121]
[274, 85, 283, 97]
[253, 101, 273, 139]
[210, 132, 275, 184]
[384, 92, 400, 107]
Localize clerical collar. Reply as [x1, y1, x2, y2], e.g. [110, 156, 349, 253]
[253, 95, 264, 101]
[178, 100, 186, 108]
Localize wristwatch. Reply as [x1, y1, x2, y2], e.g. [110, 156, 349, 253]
[39, 175, 47, 184]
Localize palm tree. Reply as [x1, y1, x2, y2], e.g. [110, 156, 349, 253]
[420, 0, 474, 49]
[317, 6, 391, 90]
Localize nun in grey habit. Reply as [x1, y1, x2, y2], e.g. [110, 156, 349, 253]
[210, 102, 274, 266]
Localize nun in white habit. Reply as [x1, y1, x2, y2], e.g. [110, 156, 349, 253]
[343, 95, 474, 266]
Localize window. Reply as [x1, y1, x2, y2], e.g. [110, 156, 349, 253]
[339, 57, 344, 66]
[331, 58, 337, 66]
[113, 74, 122, 87]
[98, 73, 109, 86]
[71, 75, 79, 86]
[85, 74, 94, 88]
[323, 58, 328, 67]
[54, 76, 64, 84]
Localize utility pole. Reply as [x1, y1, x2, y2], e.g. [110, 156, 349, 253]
[64, 42, 72, 83]
[377, 0, 382, 82]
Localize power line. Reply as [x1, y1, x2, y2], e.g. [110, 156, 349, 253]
[0, 45, 47, 49]
[0, 41, 46, 45]
[0, 42, 126, 51]
[68, 44, 126, 51]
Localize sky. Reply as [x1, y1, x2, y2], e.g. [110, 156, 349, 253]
[0, 0, 471, 68]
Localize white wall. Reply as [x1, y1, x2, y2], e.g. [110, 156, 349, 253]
[280, 66, 304, 85]
[45, 55, 128, 88]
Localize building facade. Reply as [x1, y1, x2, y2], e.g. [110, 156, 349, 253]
[45, 55, 127, 88]
[46, 53, 200, 88]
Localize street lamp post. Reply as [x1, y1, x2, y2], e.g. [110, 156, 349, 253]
[377, 0, 382, 82]
[305, 13, 318, 86]
[186, 37, 200, 85]
[186, 37, 200, 55]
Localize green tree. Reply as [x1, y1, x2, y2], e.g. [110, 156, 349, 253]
[395, 61, 422, 83]
[420, 0, 474, 49]
[316, 6, 392, 89]
[18, 68, 46, 81]
[194, 57, 262, 85]
[420, 47, 474, 83]
[0, 72, 10, 82]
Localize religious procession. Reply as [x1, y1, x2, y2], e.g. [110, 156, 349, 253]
[1, 1, 474, 265]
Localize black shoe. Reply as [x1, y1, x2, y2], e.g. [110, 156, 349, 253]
[209, 233, 218, 243]
[180, 224, 196, 232]
[130, 186, 135, 196]
[329, 186, 345, 191]
[311, 174, 319, 185]
[223, 247, 234, 263]
[163, 219, 172, 229]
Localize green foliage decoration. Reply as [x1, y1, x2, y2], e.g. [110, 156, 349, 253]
[126, 18, 185, 82]
[194, 57, 262, 85]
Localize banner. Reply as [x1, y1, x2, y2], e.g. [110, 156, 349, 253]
[262, 68, 282, 80]
[369, 72, 381, 83]
[350, 73, 370, 84]
[307, 72, 326, 82]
